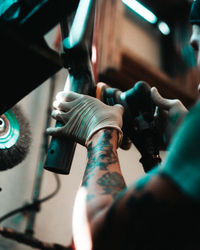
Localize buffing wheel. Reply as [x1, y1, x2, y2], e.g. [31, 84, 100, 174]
[0, 105, 31, 171]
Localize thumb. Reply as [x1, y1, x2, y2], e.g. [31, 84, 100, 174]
[151, 87, 177, 110]
[113, 104, 124, 115]
[46, 126, 64, 136]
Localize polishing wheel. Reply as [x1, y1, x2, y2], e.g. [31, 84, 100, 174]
[0, 105, 31, 171]
[0, 110, 20, 150]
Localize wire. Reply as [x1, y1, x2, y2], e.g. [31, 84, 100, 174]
[38, 173, 61, 203]
[0, 173, 61, 224]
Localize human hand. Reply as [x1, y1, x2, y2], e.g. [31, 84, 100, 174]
[151, 87, 188, 147]
[46, 91, 124, 147]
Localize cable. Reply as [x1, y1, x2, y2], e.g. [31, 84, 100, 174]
[38, 173, 61, 203]
[0, 173, 61, 224]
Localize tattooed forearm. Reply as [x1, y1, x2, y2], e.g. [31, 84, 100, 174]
[82, 129, 126, 199]
[97, 172, 126, 199]
[87, 129, 118, 170]
[83, 129, 118, 186]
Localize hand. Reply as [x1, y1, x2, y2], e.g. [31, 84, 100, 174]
[46, 91, 124, 147]
[151, 87, 188, 147]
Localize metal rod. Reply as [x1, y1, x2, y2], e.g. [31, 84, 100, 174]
[25, 74, 57, 236]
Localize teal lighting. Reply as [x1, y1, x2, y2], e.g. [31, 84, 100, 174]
[62, 0, 94, 49]
[122, 0, 158, 24]
[158, 21, 170, 35]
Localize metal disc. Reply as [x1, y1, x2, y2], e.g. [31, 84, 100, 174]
[0, 109, 20, 149]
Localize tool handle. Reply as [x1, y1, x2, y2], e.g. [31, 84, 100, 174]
[44, 0, 96, 175]
[44, 122, 76, 174]
[44, 65, 95, 175]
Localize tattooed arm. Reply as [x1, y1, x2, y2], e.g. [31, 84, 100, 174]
[72, 128, 198, 250]
[72, 128, 126, 249]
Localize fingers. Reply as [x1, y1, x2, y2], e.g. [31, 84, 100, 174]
[53, 91, 83, 112]
[56, 91, 83, 102]
[53, 100, 70, 112]
[46, 126, 64, 136]
[151, 87, 180, 110]
[51, 109, 68, 123]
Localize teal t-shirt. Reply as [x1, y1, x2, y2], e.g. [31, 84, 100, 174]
[160, 100, 200, 200]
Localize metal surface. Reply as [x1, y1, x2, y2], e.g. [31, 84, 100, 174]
[44, 0, 96, 175]
[0, 0, 80, 115]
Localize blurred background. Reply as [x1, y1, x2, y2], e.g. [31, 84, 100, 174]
[0, 0, 199, 249]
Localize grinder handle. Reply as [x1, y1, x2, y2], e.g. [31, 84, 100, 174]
[44, 122, 76, 175]
[44, 65, 95, 175]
